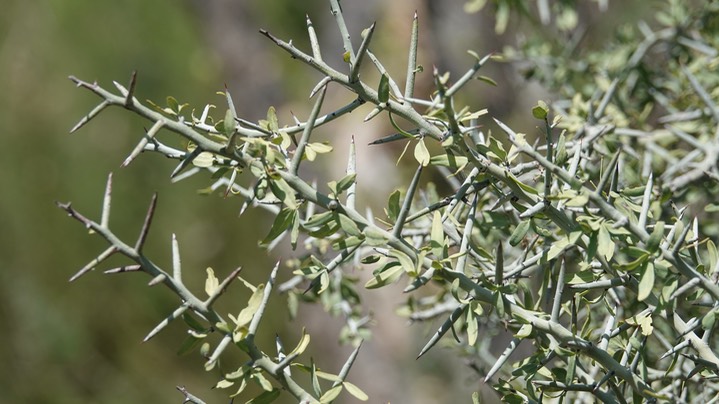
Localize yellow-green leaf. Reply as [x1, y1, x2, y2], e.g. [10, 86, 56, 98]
[320, 385, 343, 403]
[192, 151, 215, 168]
[215, 379, 234, 389]
[234, 284, 265, 329]
[637, 312, 654, 336]
[343, 381, 368, 401]
[365, 262, 403, 289]
[205, 267, 219, 296]
[306, 142, 333, 161]
[414, 138, 430, 166]
[516, 324, 533, 338]
[392, 249, 416, 276]
[266, 106, 279, 133]
[290, 329, 311, 356]
[532, 100, 549, 120]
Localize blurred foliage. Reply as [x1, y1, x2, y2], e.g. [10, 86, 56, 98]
[0, 0, 254, 402]
[8, 0, 719, 403]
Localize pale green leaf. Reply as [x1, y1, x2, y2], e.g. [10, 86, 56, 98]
[234, 284, 265, 329]
[335, 173, 357, 195]
[392, 249, 416, 276]
[429, 153, 468, 170]
[336, 213, 362, 237]
[215, 379, 234, 389]
[267, 106, 279, 133]
[365, 262, 403, 289]
[192, 151, 215, 168]
[638, 263, 654, 302]
[598, 224, 615, 261]
[363, 227, 389, 246]
[414, 138, 430, 166]
[290, 329, 311, 356]
[205, 267, 219, 297]
[343, 381, 368, 401]
[516, 324, 533, 338]
[466, 310, 478, 346]
[320, 385, 343, 403]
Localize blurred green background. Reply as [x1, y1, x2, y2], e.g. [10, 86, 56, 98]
[0, 0, 650, 402]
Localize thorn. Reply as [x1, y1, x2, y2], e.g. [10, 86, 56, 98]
[70, 100, 110, 133]
[148, 274, 166, 286]
[170, 148, 202, 179]
[135, 193, 158, 252]
[104, 265, 142, 274]
[101, 172, 113, 228]
[206, 266, 244, 307]
[69, 246, 117, 282]
[125, 70, 137, 107]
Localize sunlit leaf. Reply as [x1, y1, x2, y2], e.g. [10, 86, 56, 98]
[234, 284, 265, 329]
[205, 267, 219, 296]
[414, 138, 430, 166]
[192, 152, 215, 168]
[365, 262, 403, 289]
[392, 249, 416, 276]
[343, 381, 368, 401]
[290, 329, 311, 356]
[320, 385, 343, 403]
[532, 100, 549, 120]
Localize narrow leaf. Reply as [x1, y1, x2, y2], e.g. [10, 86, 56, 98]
[343, 381, 368, 401]
[638, 263, 655, 302]
[378, 74, 390, 104]
[509, 220, 530, 246]
[261, 208, 295, 246]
